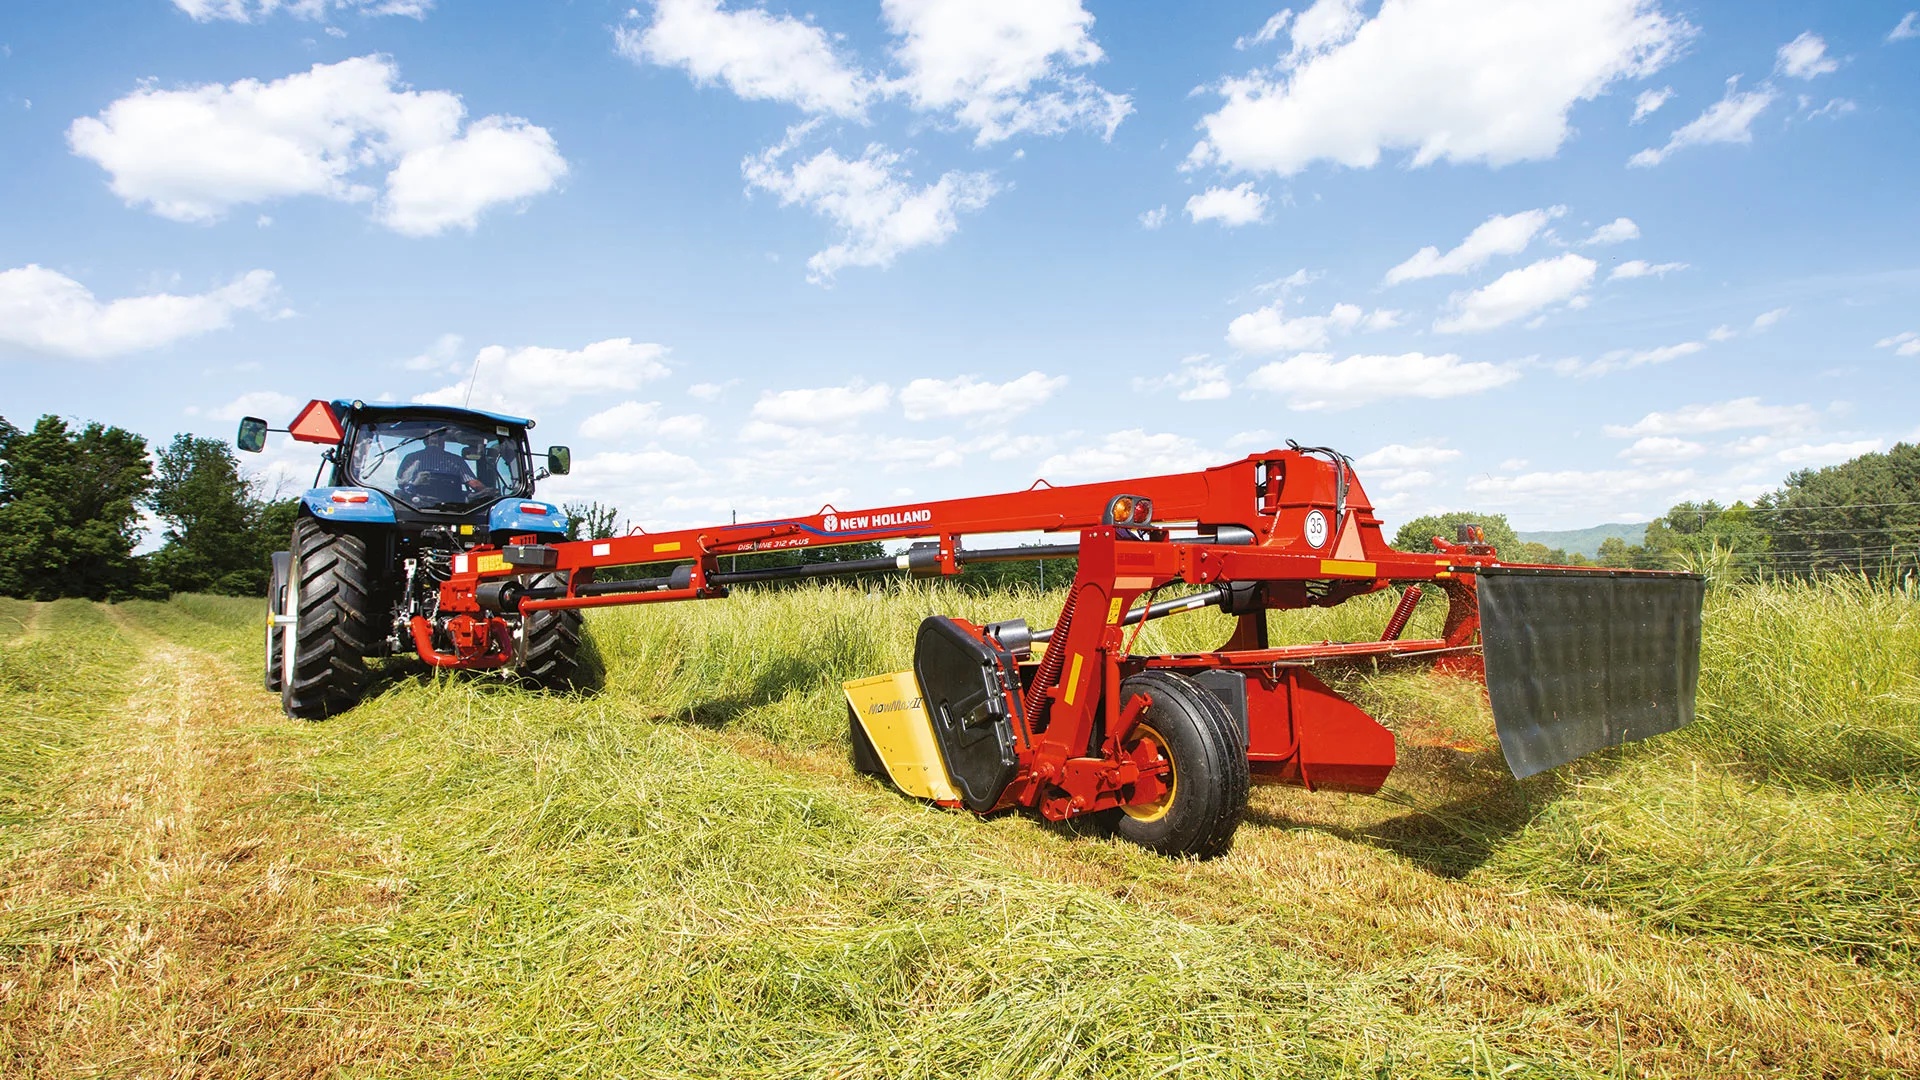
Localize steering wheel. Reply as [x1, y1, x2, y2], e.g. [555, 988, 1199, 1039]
[404, 470, 484, 500]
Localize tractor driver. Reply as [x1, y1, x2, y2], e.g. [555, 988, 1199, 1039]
[397, 429, 491, 498]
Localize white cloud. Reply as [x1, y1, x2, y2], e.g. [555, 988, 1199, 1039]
[1465, 466, 1696, 513]
[743, 134, 997, 283]
[1629, 76, 1777, 167]
[1773, 439, 1881, 468]
[1228, 300, 1365, 353]
[1037, 429, 1220, 481]
[1357, 443, 1461, 470]
[1235, 10, 1292, 51]
[1384, 206, 1561, 283]
[1707, 325, 1737, 342]
[401, 332, 464, 372]
[1434, 253, 1595, 333]
[417, 338, 671, 412]
[1801, 96, 1857, 121]
[1608, 259, 1687, 280]
[1139, 204, 1167, 229]
[688, 379, 739, 400]
[1631, 86, 1672, 123]
[898, 371, 1066, 421]
[0, 264, 277, 359]
[882, 0, 1132, 145]
[1604, 397, 1816, 437]
[1134, 355, 1230, 401]
[1556, 338, 1704, 377]
[1875, 331, 1920, 357]
[750, 380, 892, 426]
[617, 0, 873, 119]
[1582, 217, 1640, 245]
[1892, 13, 1919, 42]
[578, 400, 709, 443]
[172, 0, 431, 22]
[1619, 435, 1704, 462]
[67, 56, 565, 234]
[188, 390, 300, 422]
[1750, 307, 1787, 332]
[1187, 0, 1688, 177]
[1243, 351, 1519, 410]
[1184, 183, 1269, 226]
[1775, 32, 1838, 80]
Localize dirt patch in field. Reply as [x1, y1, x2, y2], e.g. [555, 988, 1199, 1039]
[0, 614, 425, 1078]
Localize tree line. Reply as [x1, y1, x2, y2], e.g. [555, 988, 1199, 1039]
[1391, 442, 1919, 580]
[0, 414, 295, 601]
[4, 414, 1912, 602]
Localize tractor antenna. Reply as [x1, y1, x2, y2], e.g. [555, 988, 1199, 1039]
[461, 350, 486, 408]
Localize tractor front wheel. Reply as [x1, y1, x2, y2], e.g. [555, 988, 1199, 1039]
[1110, 671, 1250, 859]
[517, 571, 583, 690]
[281, 518, 378, 720]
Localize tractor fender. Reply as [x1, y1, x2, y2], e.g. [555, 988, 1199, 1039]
[489, 499, 569, 536]
[299, 487, 398, 524]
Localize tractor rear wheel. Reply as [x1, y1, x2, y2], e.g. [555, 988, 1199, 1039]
[1111, 671, 1249, 859]
[264, 550, 290, 693]
[281, 518, 378, 720]
[517, 571, 583, 690]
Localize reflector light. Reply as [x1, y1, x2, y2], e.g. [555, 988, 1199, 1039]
[330, 491, 370, 504]
[519, 503, 548, 514]
[1112, 496, 1134, 522]
[1131, 498, 1153, 525]
[288, 400, 344, 444]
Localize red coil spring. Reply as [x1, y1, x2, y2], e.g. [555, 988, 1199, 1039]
[1380, 585, 1423, 642]
[1024, 585, 1079, 722]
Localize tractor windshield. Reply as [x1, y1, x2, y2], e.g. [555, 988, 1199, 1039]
[347, 418, 528, 511]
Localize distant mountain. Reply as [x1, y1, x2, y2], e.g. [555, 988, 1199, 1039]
[1515, 523, 1647, 558]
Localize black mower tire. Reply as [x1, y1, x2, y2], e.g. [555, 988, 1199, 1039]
[264, 550, 290, 693]
[281, 518, 378, 720]
[1111, 670, 1250, 859]
[518, 571, 583, 690]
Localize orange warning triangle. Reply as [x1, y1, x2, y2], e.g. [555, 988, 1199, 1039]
[1332, 512, 1367, 561]
[288, 400, 343, 444]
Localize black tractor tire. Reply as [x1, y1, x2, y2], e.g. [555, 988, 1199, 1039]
[264, 550, 290, 693]
[281, 518, 379, 720]
[517, 571, 583, 690]
[1110, 670, 1250, 859]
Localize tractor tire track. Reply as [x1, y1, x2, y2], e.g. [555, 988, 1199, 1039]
[0, 607, 419, 1079]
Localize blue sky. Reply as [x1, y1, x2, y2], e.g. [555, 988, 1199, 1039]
[3, 0, 1916, 538]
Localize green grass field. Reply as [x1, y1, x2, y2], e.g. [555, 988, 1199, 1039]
[1, 580, 1915, 1077]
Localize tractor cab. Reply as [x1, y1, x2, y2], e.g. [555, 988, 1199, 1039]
[237, 399, 573, 540]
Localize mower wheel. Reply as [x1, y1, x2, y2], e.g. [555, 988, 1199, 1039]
[264, 550, 290, 693]
[1111, 670, 1250, 859]
[281, 518, 378, 720]
[518, 571, 583, 690]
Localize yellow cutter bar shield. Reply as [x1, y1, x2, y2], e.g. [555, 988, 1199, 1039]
[842, 671, 961, 803]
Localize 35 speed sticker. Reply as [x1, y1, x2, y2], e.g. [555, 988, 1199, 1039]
[1303, 509, 1329, 548]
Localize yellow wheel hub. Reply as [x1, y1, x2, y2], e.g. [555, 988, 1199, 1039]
[1121, 722, 1177, 822]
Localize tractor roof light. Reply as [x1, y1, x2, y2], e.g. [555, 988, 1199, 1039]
[330, 490, 371, 504]
[518, 503, 548, 514]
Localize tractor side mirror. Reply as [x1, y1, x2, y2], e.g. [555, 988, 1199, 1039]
[236, 416, 268, 453]
[547, 446, 571, 475]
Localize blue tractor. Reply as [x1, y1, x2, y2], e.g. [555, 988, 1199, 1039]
[237, 399, 581, 718]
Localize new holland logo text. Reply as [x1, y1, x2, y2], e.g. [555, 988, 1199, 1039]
[822, 507, 932, 532]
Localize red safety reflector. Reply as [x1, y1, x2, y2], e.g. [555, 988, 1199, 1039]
[1131, 498, 1153, 525]
[289, 400, 344, 444]
[518, 503, 548, 514]
[330, 491, 370, 504]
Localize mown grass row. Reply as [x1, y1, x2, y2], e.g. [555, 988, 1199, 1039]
[9, 579, 1915, 1076]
